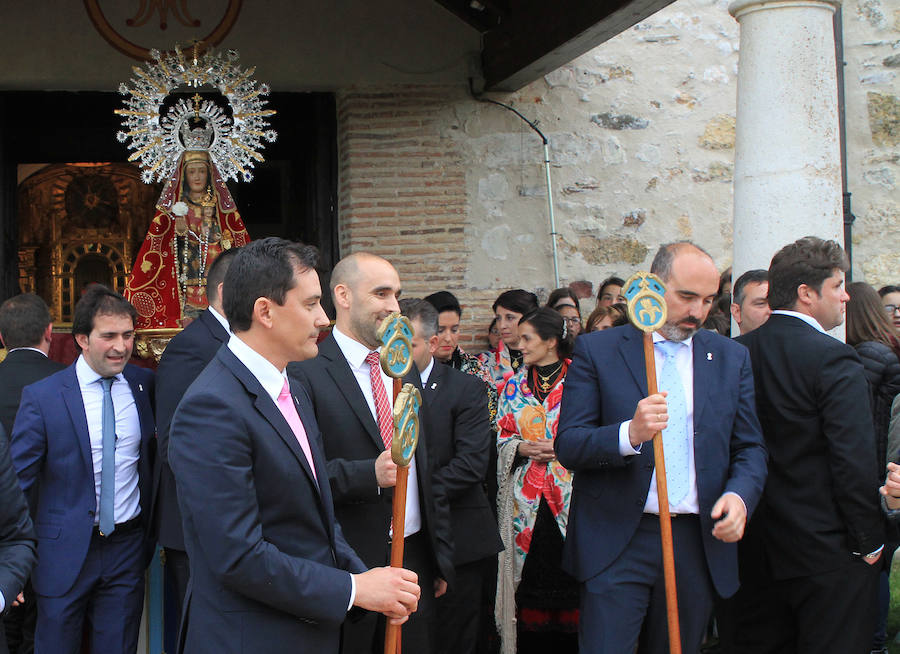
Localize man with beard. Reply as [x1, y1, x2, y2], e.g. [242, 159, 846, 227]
[555, 241, 767, 653]
[289, 253, 454, 654]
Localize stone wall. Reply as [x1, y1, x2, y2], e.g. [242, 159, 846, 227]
[337, 0, 900, 350]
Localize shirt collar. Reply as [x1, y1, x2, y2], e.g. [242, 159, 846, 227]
[75, 354, 125, 387]
[652, 331, 694, 348]
[420, 357, 435, 386]
[771, 309, 826, 334]
[332, 325, 376, 371]
[227, 334, 286, 403]
[208, 306, 230, 333]
[8, 347, 48, 357]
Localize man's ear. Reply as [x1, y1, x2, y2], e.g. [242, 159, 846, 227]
[75, 332, 90, 351]
[333, 284, 351, 311]
[730, 303, 741, 325]
[253, 297, 274, 329]
[428, 334, 439, 356]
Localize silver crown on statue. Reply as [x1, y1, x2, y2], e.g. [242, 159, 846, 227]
[180, 121, 215, 151]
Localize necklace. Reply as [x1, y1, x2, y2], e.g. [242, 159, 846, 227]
[533, 360, 563, 392]
[173, 216, 210, 312]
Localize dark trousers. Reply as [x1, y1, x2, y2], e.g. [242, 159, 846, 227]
[731, 558, 879, 654]
[435, 558, 489, 654]
[163, 548, 190, 652]
[580, 514, 715, 654]
[340, 531, 436, 654]
[34, 527, 145, 654]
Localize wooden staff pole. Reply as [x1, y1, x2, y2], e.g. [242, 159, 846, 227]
[385, 377, 406, 654]
[642, 333, 682, 654]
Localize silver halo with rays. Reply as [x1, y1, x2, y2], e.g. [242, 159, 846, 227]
[115, 44, 277, 185]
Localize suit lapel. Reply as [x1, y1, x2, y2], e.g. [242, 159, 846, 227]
[218, 349, 321, 493]
[123, 367, 154, 442]
[422, 359, 443, 401]
[619, 326, 650, 396]
[60, 365, 93, 475]
[691, 330, 712, 429]
[199, 308, 229, 344]
[319, 336, 385, 451]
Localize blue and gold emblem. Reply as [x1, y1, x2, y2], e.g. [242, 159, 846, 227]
[391, 383, 422, 466]
[376, 312, 414, 379]
[624, 272, 668, 333]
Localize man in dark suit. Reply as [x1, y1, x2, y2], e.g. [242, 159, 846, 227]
[152, 247, 237, 635]
[0, 423, 36, 654]
[169, 238, 420, 654]
[10, 286, 155, 654]
[399, 298, 502, 654]
[0, 293, 63, 654]
[289, 252, 454, 654]
[556, 241, 768, 653]
[0, 293, 65, 437]
[733, 236, 884, 653]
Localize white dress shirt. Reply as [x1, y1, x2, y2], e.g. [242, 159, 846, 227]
[770, 310, 825, 333]
[226, 334, 357, 610]
[332, 326, 422, 538]
[208, 306, 231, 333]
[76, 355, 141, 525]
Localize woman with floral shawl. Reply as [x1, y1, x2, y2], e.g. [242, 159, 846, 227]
[479, 289, 540, 395]
[495, 307, 577, 654]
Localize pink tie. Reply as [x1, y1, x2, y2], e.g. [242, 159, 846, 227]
[277, 379, 318, 484]
[365, 351, 393, 450]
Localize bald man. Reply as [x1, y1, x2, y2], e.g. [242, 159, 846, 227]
[288, 253, 454, 654]
[556, 242, 767, 653]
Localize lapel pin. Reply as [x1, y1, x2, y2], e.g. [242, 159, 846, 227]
[430, 382, 437, 390]
[139, 383, 143, 391]
[706, 352, 713, 361]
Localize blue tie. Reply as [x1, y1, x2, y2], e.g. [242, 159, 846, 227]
[656, 340, 690, 505]
[99, 377, 116, 536]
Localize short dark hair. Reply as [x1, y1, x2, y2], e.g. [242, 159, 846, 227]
[223, 237, 320, 333]
[423, 291, 461, 317]
[206, 247, 241, 305]
[519, 307, 574, 359]
[399, 298, 439, 339]
[0, 293, 52, 349]
[767, 236, 848, 311]
[650, 241, 713, 282]
[597, 276, 625, 300]
[546, 287, 581, 314]
[72, 286, 137, 347]
[732, 269, 768, 307]
[879, 285, 900, 298]
[492, 289, 539, 315]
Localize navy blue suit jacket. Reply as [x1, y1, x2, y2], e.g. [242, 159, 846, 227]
[10, 363, 155, 598]
[169, 345, 367, 654]
[555, 325, 767, 597]
[153, 309, 229, 550]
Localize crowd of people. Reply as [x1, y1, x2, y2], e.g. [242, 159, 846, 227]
[0, 235, 898, 654]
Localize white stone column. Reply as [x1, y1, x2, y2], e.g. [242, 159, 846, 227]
[729, 0, 843, 282]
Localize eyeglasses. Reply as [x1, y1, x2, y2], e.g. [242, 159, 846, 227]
[884, 304, 900, 313]
[563, 317, 581, 325]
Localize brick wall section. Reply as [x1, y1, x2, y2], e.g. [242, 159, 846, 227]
[336, 86, 498, 352]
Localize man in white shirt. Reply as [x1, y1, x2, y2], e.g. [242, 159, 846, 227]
[169, 238, 420, 654]
[556, 242, 767, 653]
[289, 252, 454, 654]
[11, 286, 155, 654]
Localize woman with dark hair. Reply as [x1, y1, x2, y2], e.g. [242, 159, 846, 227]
[495, 307, 577, 654]
[846, 281, 900, 654]
[585, 303, 628, 332]
[546, 288, 583, 338]
[479, 289, 540, 393]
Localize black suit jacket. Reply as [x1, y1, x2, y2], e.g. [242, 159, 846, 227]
[0, 423, 36, 654]
[421, 361, 502, 566]
[0, 349, 65, 437]
[288, 334, 454, 583]
[153, 309, 229, 550]
[736, 313, 885, 579]
[170, 346, 366, 654]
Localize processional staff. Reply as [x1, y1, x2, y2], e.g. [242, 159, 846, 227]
[623, 272, 682, 654]
[376, 312, 423, 654]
